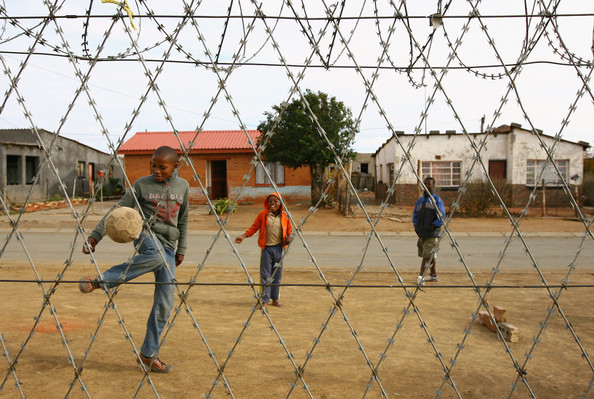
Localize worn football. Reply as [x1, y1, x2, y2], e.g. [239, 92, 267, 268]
[104, 206, 143, 243]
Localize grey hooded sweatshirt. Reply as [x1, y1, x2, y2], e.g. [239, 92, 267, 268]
[89, 174, 189, 255]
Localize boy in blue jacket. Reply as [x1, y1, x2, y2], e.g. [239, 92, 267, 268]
[79, 145, 189, 373]
[413, 176, 446, 286]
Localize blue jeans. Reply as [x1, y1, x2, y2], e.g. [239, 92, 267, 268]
[100, 232, 176, 358]
[260, 244, 283, 303]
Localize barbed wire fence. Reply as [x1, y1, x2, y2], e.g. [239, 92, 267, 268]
[0, 1, 593, 398]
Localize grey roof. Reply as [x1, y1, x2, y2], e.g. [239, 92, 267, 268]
[372, 123, 590, 157]
[0, 128, 109, 154]
[0, 128, 44, 146]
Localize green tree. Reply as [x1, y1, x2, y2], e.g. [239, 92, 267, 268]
[584, 152, 594, 176]
[257, 90, 357, 204]
[583, 150, 594, 206]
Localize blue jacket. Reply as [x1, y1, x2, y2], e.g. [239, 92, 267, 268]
[413, 193, 446, 238]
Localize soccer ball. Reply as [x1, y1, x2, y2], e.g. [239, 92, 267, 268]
[104, 206, 143, 243]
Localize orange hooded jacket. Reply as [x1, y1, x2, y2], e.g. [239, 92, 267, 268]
[244, 193, 292, 250]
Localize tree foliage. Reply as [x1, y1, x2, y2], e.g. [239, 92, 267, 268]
[257, 89, 357, 168]
[257, 90, 358, 204]
[584, 152, 594, 176]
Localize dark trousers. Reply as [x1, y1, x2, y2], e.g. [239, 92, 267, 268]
[259, 244, 283, 303]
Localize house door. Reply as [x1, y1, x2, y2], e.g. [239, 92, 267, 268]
[488, 160, 506, 180]
[88, 162, 95, 195]
[210, 160, 227, 199]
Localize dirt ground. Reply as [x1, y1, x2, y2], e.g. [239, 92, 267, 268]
[0, 201, 593, 398]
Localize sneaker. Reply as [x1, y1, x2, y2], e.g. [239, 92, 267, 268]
[427, 275, 439, 282]
[138, 353, 173, 373]
[271, 300, 284, 308]
[78, 276, 100, 293]
[416, 276, 425, 286]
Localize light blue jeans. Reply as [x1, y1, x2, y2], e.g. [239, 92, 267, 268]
[100, 232, 176, 358]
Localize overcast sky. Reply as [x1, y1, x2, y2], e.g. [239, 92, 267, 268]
[0, 2, 592, 154]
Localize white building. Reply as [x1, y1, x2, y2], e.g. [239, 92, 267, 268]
[373, 123, 590, 207]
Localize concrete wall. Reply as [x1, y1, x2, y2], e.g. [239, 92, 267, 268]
[1, 131, 120, 204]
[373, 126, 587, 207]
[122, 152, 312, 204]
[352, 153, 374, 175]
[374, 138, 396, 185]
[351, 153, 375, 191]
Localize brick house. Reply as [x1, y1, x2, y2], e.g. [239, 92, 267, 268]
[118, 130, 312, 204]
[373, 123, 590, 208]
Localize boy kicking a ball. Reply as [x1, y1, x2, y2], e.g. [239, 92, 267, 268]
[79, 145, 189, 373]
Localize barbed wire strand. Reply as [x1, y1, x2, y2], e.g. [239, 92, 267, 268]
[0, 2, 592, 398]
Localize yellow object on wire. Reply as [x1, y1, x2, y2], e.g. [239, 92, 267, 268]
[102, 0, 137, 30]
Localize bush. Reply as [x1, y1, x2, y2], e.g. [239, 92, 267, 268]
[210, 198, 237, 216]
[100, 177, 123, 197]
[583, 175, 594, 206]
[48, 193, 64, 201]
[458, 178, 511, 217]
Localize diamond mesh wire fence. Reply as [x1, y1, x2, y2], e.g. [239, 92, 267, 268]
[0, 2, 593, 398]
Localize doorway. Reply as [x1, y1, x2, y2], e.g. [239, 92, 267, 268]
[210, 160, 227, 199]
[488, 160, 506, 180]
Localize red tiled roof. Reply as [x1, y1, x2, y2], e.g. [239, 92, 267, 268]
[117, 130, 261, 153]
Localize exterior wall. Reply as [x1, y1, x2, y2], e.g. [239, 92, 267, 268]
[351, 153, 375, 191]
[122, 154, 154, 184]
[122, 152, 312, 204]
[376, 181, 419, 205]
[374, 138, 396, 184]
[1, 143, 45, 203]
[510, 184, 580, 208]
[386, 133, 509, 184]
[373, 126, 587, 208]
[352, 153, 375, 175]
[1, 131, 119, 203]
[509, 129, 584, 186]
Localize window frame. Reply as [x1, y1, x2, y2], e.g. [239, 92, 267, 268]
[526, 159, 568, 187]
[77, 161, 86, 178]
[7, 154, 21, 185]
[256, 161, 285, 186]
[421, 160, 462, 188]
[25, 156, 39, 185]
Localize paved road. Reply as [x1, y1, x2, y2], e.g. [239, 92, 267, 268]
[1, 229, 592, 274]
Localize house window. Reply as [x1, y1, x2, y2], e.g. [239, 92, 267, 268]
[256, 161, 285, 185]
[77, 161, 85, 178]
[421, 161, 461, 188]
[526, 159, 568, 186]
[360, 163, 369, 174]
[387, 162, 394, 186]
[25, 156, 39, 185]
[7, 155, 21, 185]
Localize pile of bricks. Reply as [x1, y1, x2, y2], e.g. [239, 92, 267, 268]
[478, 305, 519, 342]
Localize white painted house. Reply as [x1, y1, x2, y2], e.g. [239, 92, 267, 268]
[373, 123, 590, 208]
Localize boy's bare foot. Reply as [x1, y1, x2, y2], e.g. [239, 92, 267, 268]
[271, 300, 283, 308]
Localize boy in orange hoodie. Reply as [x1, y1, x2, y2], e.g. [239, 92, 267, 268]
[235, 193, 292, 309]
